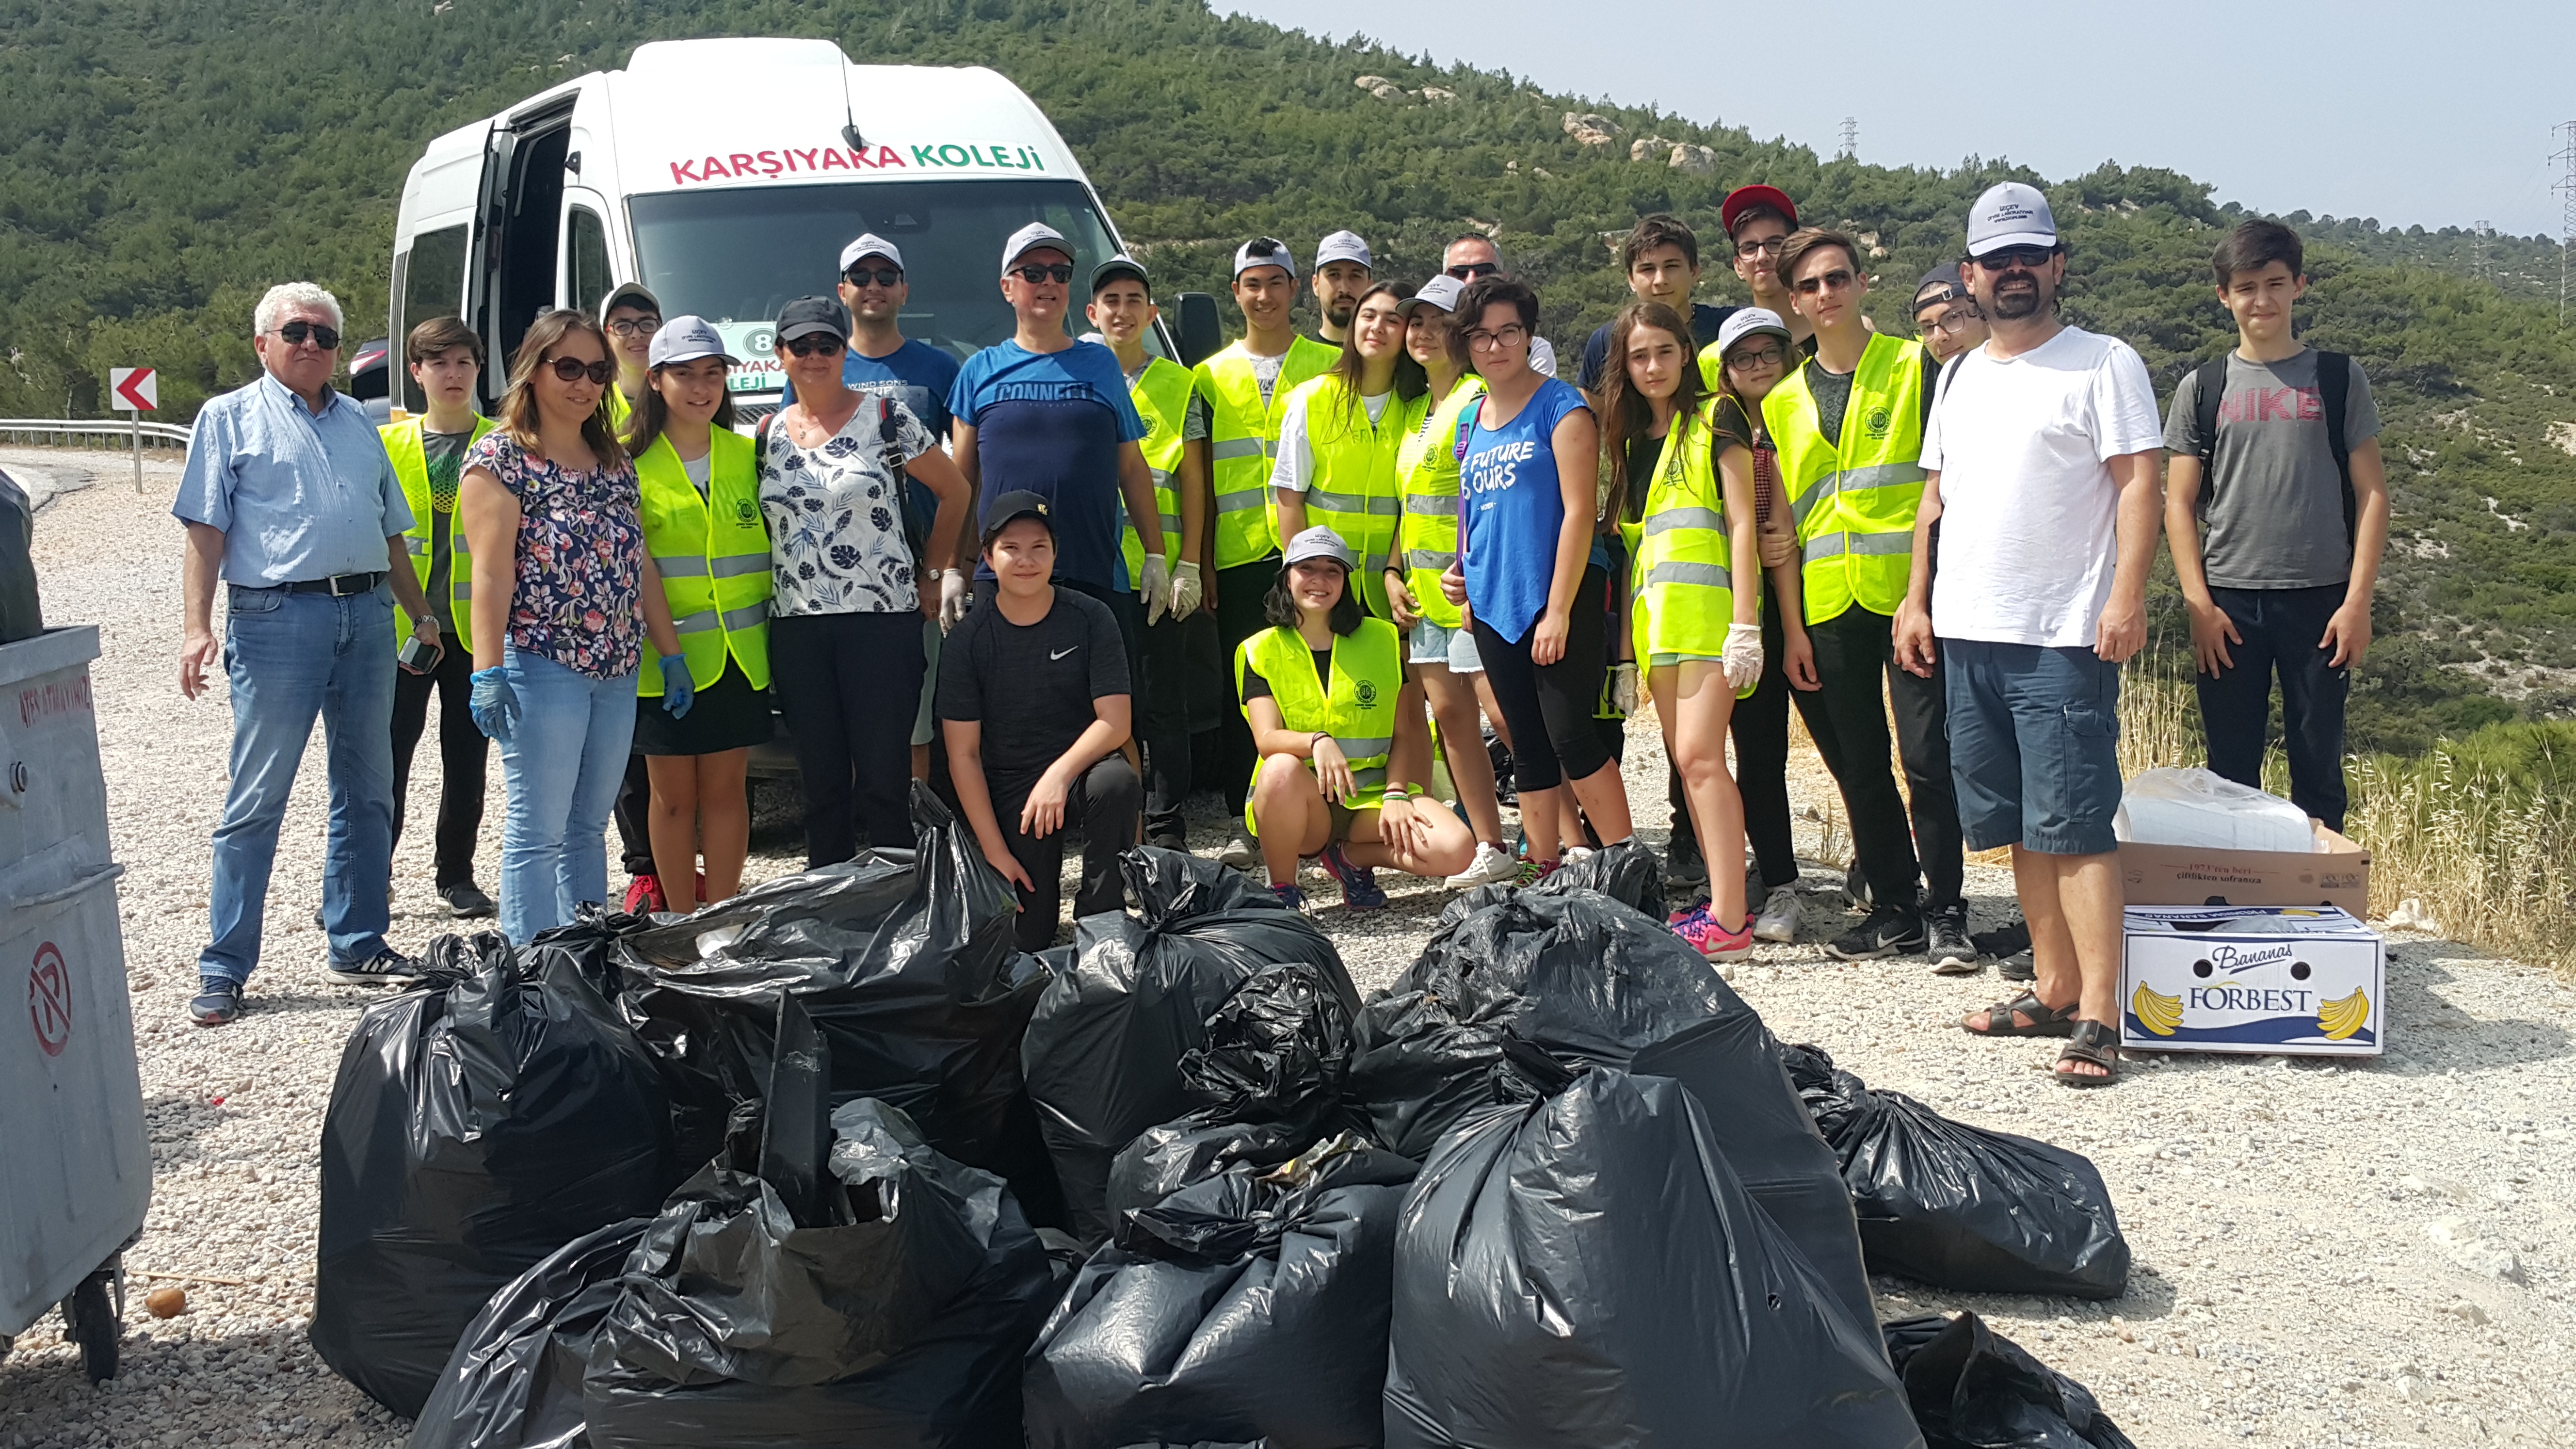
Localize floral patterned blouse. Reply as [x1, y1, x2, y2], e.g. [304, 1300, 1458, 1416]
[463, 431, 645, 679]
[758, 394, 935, 615]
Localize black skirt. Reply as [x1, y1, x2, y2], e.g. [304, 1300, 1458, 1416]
[633, 656, 775, 756]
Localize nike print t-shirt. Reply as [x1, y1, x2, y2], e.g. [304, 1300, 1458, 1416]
[935, 584, 1130, 794]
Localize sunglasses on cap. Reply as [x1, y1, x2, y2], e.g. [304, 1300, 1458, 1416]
[273, 321, 341, 350]
[1444, 261, 1500, 280]
[784, 334, 846, 357]
[1971, 245, 2060, 271]
[546, 356, 615, 384]
[843, 266, 903, 288]
[1011, 263, 1076, 284]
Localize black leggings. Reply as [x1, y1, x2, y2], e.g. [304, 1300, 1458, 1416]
[1472, 565, 1612, 794]
[1729, 574, 1800, 889]
[389, 637, 487, 888]
[770, 611, 925, 866]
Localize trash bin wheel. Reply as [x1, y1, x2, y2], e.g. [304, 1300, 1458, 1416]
[60, 1265, 120, 1384]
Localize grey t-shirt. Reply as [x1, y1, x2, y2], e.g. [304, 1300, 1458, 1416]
[2164, 347, 2381, 590]
[421, 429, 475, 636]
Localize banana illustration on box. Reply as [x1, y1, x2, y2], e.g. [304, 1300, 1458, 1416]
[2130, 983, 2183, 1037]
[2317, 988, 2371, 1042]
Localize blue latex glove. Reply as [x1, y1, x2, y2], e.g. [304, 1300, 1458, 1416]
[658, 654, 695, 719]
[469, 666, 520, 741]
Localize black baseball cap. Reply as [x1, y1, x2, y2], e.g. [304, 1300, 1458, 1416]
[1913, 263, 1967, 311]
[1091, 255, 1152, 298]
[981, 489, 1054, 547]
[775, 295, 849, 342]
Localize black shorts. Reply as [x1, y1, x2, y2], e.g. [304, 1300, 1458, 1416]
[633, 656, 774, 757]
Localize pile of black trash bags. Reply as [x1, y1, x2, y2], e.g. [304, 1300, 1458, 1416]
[310, 794, 2134, 1449]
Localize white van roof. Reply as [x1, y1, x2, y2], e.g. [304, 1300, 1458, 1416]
[602, 38, 1088, 199]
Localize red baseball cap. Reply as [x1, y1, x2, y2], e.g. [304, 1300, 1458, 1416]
[1722, 184, 1800, 238]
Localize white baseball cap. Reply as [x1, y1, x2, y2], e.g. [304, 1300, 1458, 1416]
[1232, 237, 1297, 280]
[646, 315, 737, 369]
[1713, 307, 1792, 359]
[1281, 525, 1355, 572]
[839, 233, 903, 273]
[1964, 182, 2059, 258]
[1314, 230, 1373, 270]
[1398, 274, 1467, 317]
[1001, 222, 1072, 273]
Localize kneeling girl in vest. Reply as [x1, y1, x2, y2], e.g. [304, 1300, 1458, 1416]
[1606, 303, 1791, 960]
[1237, 526, 1475, 911]
[625, 318, 773, 914]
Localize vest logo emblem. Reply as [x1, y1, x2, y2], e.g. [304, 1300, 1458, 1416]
[1354, 680, 1380, 708]
[1864, 405, 1893, 441]
[735, 498, 758, 526]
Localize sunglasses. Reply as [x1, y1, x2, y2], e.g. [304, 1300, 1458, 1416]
[1445, 261, 1500, 280]
[1792, 268, 1857, 296]
[1011, 263, 1076, 284]
[1726, 342, 1787, 370]
[273, 321, 341, 350]
[545, 356, 614, 384]
[604, 316, 661, 338]
[843, 266, 904, 288]
[784, 334, 847, 357]
[1734, 235, 1788, 259]
[1972, 246, 2060, 271]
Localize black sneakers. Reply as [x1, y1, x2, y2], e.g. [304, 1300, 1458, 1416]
[1823, 904, 1927, 961]
[1663, 832, 1708, 890]
[1927, 904, 1979, 975]
[439, 881, 498, 918]
[189, 977, 243, 1027]
[325, 949, 424, 987]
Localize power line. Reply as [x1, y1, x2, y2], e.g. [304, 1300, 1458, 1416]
[2553, 122, 2576, 324]
[1838, 116, 1856, 161]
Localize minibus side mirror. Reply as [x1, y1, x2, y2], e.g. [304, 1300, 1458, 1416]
[1175, 292, 1222, 368]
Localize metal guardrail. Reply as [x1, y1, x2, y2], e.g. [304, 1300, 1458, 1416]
[0, 419, 194, 448]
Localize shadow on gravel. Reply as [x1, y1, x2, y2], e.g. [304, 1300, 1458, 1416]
[0, 1319, 397, 1446]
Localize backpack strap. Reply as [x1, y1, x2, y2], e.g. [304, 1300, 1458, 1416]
[2190, 353, 2231, 470]
[2314, 350, 2355, 543]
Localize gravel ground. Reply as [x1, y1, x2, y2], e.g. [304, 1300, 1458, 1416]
[4, 451, 2572, 1449]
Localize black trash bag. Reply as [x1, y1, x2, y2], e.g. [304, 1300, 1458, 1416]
[1783, 1045, 2131, 1299]
[314, 933, 684, 1418]
[1027, 1139, 1417, 1449]
[615, 784, 1062, 1225]
[581, 1095, 1056, 1449]
[1104, 963, 1368, 1222]
[0, 469, 39, 644]
[1883, 1313, 2137, 1449]
[408, 1217, 650, 1449]
[1024, 849, 1359, 1242]
[1350, 872, 1877, 1333]
[1384, 1064, 1922, 1449]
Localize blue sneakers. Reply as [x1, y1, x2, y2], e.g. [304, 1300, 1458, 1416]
[1317, 843, 1387, 911]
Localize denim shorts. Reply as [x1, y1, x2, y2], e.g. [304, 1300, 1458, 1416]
[1408, 617, 1484, 674]
[1944, 639, 2122, 856]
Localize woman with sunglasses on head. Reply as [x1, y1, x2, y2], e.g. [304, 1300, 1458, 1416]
[620, 318, 772, 916]
[1439, 275, 1633, 881]
[759, 295, 972, 867]
[458, 309, 686, 943]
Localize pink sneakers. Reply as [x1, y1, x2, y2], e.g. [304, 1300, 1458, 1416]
[1671, 902, 1755, 962]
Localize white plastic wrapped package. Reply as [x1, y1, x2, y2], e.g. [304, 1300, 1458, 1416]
[2111, 767, 2316, 853]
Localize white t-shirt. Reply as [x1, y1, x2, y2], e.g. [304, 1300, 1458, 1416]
[1269, 386, 1393, 494]
[1528, 335, 1559, 378]
[1922, 325, 2162, 648]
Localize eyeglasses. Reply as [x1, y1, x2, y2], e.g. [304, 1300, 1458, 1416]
[546, 356, 615, 384]
[1971, 246, 2060, 271]
[604, 316, 661, 338]
[784, 335, 846, 357]
[1010, 263, 1076, 284]
[1922, 303, 1983, 335]
[1734, 235, 1788, 259]
[843, 267, 903, 289]
[1792, 268, 1857, 296]
[1445, 262, 1500, 280]
[1726, 343, 1787, 370]
[273, 321, 341, 350]
[1464, 323, 1528, 352]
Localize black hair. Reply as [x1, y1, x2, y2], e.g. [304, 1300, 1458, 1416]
[1447, 275, 1541, 370]
[1623, 214, 1700, 273]
[2212, 220, 2304, 287]
[1262, 562, 1365, 635]
[621, 359, 741, 459]
[1592, 302, 1706, 524]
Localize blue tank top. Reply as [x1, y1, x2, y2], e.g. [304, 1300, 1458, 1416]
[1458, 376, 1592, 644]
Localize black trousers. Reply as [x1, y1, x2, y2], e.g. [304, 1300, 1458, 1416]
[389, 638, 487, 889]
[1213, 557, 1280, 821]
[1472, 565, 1613, 794]
[993, 754, 1140, 952]
[1139, 604, 1194, 844]
[771, 611, 925, 866]
[612, 754, 654, 877]
[1791, 604, 1964, 913]
[1725, 575, 1801, 890]
[2197, 583, 2351, 831]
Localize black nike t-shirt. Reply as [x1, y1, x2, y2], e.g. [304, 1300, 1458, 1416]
[936, 587, 1130, 794]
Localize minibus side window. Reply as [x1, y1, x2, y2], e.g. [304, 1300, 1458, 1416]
[398, 224, 470, 414]
[566, 207, 612, 318]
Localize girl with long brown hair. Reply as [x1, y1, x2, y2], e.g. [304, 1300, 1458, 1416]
[1269, 279, 1423, 619]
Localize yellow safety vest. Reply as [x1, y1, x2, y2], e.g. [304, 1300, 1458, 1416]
[1284, 374, 1407, 618]
[1631, 397, 1754, 670]
[1233, 616, 1403, 832]
[1195, 336, 1337, 569]
[633, 430, 773, 694]
[605, 383, 636, 433]
[382, 414, 497, 644]
[1393, 378, 1483, 632]
[1120, 355, 1193, 587]
[1762, 333, 1928, 624]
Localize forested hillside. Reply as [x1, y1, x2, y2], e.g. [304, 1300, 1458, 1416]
[3, 0, 2572, 749]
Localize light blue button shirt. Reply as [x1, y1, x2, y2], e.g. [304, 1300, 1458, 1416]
[172, 370, 414, 585]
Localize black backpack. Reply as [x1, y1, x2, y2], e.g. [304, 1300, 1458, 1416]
[2190, 349, 2355, 542]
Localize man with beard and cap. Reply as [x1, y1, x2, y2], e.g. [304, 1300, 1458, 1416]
[1912, 262, 1988, 365]
[1895, 181, 2164, 1088]
[1311, 229, 1374, 349]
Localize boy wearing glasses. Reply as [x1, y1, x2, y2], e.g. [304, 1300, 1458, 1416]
[1894, 182, 2163, 1087]
[1718, 185, 1810, 355]
[598, 282, 661, 431]
[1911, 263, 1988, 365]
[1764, 227, 1969, 969]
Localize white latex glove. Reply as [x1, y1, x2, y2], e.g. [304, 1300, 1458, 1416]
[1140, 553, 1172, 626]
[1722, 621, 1765, 690]
[1169, 560, 1203, 618]
[938, 570, 971, 632]
[1606, 661, 1638, 717]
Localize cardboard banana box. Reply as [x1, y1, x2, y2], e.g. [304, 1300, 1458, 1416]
[2120, 905, 2384, 1057]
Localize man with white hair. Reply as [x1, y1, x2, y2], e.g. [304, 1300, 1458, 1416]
[174, 281, 438, 1025]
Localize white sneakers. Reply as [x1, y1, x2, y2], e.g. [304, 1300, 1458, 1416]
[1445, 841, 1519, 888]
[1752, 884, 1802, 943]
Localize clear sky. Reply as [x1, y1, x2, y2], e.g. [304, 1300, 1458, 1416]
[1217, 0, 2576, 239]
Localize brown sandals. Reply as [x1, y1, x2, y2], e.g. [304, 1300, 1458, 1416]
[1960, 991, 2077, 1038]
[2052, 1021, 2121, 1088]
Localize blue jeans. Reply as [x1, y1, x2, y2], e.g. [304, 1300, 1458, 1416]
[496, 647, 638, 943]
[200, 581, 397, 984]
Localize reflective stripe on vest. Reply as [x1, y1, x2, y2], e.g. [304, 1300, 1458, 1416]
[1232, 616, 1404, 828]
[1120, 356, 1195, 586]
[381, 413, 496, 645]
[1762, 334, 1928, 624]
[1287, 374, 1407, 618]
[1392, 378, 1482, 629]
[633, 430, 773, 693]
[1630, 398, 1747, 665]
[1195, 337, 1338, 569]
